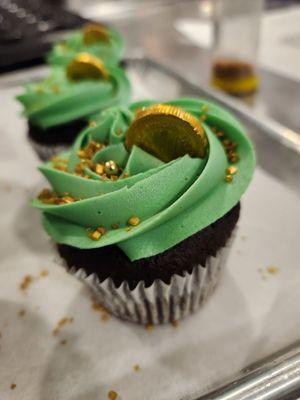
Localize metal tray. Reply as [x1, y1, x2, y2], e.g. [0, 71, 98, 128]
[0, 57, 300, 400]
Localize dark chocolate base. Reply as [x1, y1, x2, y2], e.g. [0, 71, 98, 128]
[28, 118, 87, 146]
[58, 203, 240, 289]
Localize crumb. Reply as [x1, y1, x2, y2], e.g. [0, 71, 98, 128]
[91, 301, 109, 322]
[101, 313, 109, 322]
[133, 364, 140, 372]
[19, 275, 33, 292]
[18, 309, 26, 317]
[92, 302, 106, 313]
[52, 317, 74, 336]
[3, 184, 12, 192]
[267, 265, 279, 275]
[40, 269, 49, 277]
[10, 383, 16, 390]
[108, 390, 118, 400]
[171, 320, 179, 328]
[60, 339, 67, 346]
[145, 323, 154, 332]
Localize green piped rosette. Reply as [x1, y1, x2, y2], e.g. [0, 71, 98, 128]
[32, 98, 255, 261]
[17, 61, 131, 129]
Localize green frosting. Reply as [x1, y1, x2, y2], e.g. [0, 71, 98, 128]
[17, 65, 131, 129]
[33, 98, 255, 261]
[47, 28, 124, 67]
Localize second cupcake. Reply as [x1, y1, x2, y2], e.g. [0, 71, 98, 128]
[17, 53, 131, 160]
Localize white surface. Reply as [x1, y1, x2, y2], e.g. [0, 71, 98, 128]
[176, 7, 300, 82]
[0, 87, 300, 400]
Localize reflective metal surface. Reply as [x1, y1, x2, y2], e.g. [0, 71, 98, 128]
[197, 343, 300, 400]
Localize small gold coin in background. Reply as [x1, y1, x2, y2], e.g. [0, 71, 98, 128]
[125, 104, 208, 162]
[67, 53, 109, 81]
[83, 23, 110, 45]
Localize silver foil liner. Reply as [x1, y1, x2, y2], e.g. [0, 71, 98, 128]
[29, 138, 70, 161]
[59, 231, 236, 325]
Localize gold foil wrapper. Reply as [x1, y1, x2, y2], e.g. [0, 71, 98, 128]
[67, 53, 109, 81]
[83, 23, 110, 45]
[125, 104, 208, 162]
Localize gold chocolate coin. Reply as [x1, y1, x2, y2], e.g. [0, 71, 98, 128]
[83, 23, 110, 45]
[67, 53, 109, 81]
[125, 104, 208, 162]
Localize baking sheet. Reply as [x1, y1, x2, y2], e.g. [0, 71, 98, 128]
[0, 59, 299, 400]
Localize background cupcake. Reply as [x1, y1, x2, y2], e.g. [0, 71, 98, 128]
[47, 23, 124, 68]
[17, 53, 131, 161]
[33, 98, 255, 324]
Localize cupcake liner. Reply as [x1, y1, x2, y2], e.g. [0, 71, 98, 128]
[57, 229, 236, 325]
[29, 138, 70, 161]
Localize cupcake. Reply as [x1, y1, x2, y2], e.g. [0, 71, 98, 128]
[17, 53, 131, 161]
[47, 23, 124, 68]
[33, 98, 255, 324]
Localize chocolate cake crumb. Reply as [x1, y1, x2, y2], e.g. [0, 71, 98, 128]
[10, 383, 16, 390]
[171, 320, 179, 328]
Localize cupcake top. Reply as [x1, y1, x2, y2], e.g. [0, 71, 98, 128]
[17, 54, 131, 129]
[47, 23, 124, 67]
[33, 98, 255, 261]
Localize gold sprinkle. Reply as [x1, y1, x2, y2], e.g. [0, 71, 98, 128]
[111, 223, 119, 229]
[226, 166, 238, 175]
[18, 309, 26, 317]
[123, 172, 130, 178]
[127, 216, 140, 226]
[54, 164, 68, 172]
[101, 313, 109, 322]
[52, 317, 74, 336]
[108, 390, 118, 400]
[88, 230, 102, 241]
[77, 150, 87, 158]
[216, 131, 224, 138]
[89, 120, 97, 127]
[267, 265, 279, 275]
[92, 302, 106, 313]
[225, 174, 233, 183]
[201, 104, 208, 112]
[96, 226, 106, 235]
[133, 364, 140, 372]
[40, 269, 49, 277]
[51, 85, 61, 93]
[145, 323, 154, 332]
[94, 163, 104, 175]
[211, 126, 217, 133]
[10, 383, 17, 390]
[171, 320, 179, 328]
[200, 114, 207, 121]
[20, 275, 33, 292]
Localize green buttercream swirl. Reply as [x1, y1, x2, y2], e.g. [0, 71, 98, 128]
[17, 65, 131, 129]
[33, 98, 255, 261]
[47, 28, 124, 67]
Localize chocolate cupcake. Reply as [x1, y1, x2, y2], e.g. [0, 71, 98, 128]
[47, 23, 124, 67]
[33, 98, 255, 324]
[17, 54, 131, 161]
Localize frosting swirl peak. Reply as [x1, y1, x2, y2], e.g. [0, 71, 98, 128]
[33, 98, 255, 260]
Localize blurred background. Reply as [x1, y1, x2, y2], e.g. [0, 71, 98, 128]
[1, 0, 300, 134]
